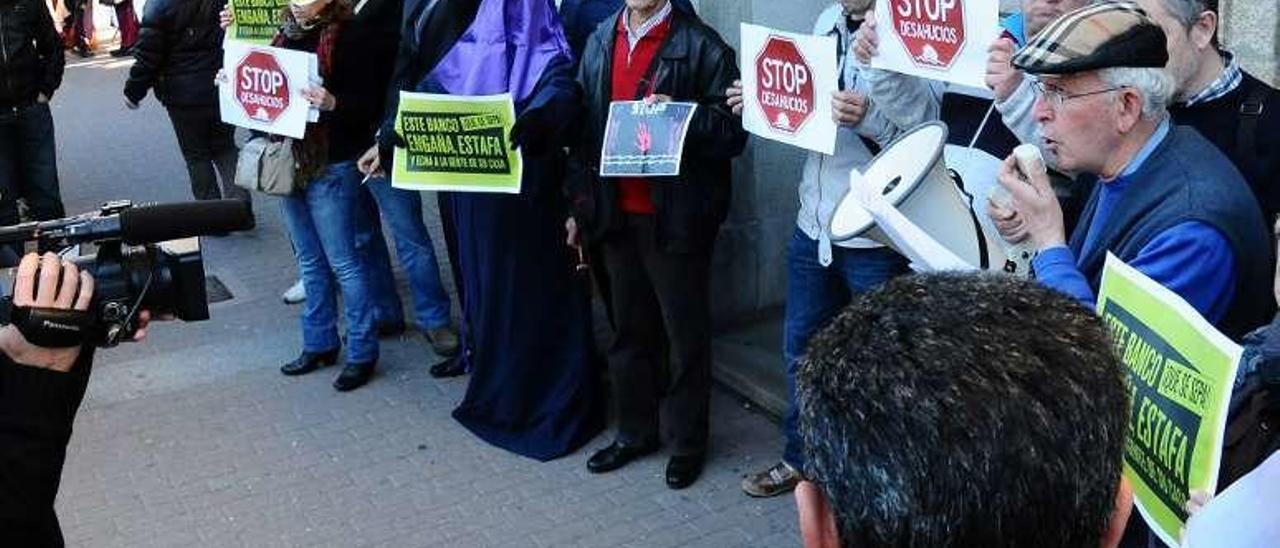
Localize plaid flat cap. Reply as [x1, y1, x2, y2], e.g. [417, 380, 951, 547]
[1011, 1, 1168, 75]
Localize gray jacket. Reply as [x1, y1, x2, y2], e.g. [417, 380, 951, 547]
[796, 4, 915, 262]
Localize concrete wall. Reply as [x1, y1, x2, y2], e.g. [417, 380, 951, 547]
[1221, 0, 1279, 87]
[699, 0, 833, 327]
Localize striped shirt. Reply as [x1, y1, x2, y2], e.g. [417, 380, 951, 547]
[622, 0, 673, 56]
[1184, 52, 1243, 107]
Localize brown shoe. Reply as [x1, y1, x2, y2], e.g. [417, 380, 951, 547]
[424, 325, 460, 357]
[741, 461, 802, 498]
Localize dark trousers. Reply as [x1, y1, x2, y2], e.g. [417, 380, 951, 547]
[166, 105, 250, 206]
[603, 214, 712, 456]
[0, 102, 64, 263]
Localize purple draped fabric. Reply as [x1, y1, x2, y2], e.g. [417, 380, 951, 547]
[425, 0, 572, 103]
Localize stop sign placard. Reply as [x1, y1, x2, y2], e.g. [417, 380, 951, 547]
[891, 0, 967, 70]
[235, 50, 291, 124]
[754, 35, 815, 135]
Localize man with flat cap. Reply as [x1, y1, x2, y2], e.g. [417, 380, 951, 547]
[989, 1, 1272, 340]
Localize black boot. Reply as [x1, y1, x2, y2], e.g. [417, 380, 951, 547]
[333, 361, 375, 391]
[280, 348, 339, 376]
[428, 356, 467, 378]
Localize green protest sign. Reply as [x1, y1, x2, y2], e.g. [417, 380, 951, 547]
[226, 0, 290, 45]
[1096, 253, 1241, 547]
[392, 92, 523, 194]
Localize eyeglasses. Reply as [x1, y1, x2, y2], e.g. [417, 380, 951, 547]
[1031, 80, 1126, 110]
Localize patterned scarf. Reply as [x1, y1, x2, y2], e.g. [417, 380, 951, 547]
[273, 3, 348, 183]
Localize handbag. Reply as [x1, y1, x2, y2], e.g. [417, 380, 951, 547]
[235, 136, 301, 196]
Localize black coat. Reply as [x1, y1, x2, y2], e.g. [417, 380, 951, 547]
[326, 0, 401, 162]
[570, 8, 747, 254]
[1170, 71, 1280, 225]
[0, 0, 64, 108]
[0, 351, 94, 548]
[124, 0, 225, 107]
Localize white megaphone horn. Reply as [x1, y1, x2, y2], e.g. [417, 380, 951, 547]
[828, 122, 1032, 277]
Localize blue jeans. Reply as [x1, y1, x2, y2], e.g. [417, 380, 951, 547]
[280, 161, 378, 364]
[353, 179, 452, 329]
[782, 228, 910, 469]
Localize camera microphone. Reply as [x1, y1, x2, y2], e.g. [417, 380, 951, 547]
[119, 200, 254, 244]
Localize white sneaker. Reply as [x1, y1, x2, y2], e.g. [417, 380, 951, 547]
[282, 279, 306, 304]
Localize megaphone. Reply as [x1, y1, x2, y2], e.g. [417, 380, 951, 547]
[828, 122, 1032, 276]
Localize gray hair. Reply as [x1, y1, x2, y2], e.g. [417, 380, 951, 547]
[1156, 0, 1220, 45]
[1099, 66, 1174, 120]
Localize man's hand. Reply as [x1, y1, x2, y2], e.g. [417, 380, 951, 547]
[124, 97, 140, 110]
[993, 153, 1064, 250]
[643, 94, 673, 105]
[831, 91, 868, 126]
[302, 87, 336, 112]
[565, 217, 581, 249]
[853, 10, 879, 65]
[986, 197, 1030, 245]
[357, 145, 383, 178]
[219, 7, 234, 29]
[985, 38, 1023, 103]
[36, 93, 49, 104]
[0, 254, 94, 372]
[726, 79, 744, 116]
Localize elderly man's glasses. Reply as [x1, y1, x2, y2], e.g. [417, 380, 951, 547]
[1031, 80, 1126, 109]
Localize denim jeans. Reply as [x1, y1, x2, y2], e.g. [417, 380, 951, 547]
[781, 228, 910, 469]
[353, 179, 452, 329]
[280, 161, 378, 364]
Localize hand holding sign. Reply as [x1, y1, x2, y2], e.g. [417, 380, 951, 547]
[831, 91, 868, 126]
[985, 37, 1022, 103]
[726, 80, 744, 116]
[854, 10, 880, 64]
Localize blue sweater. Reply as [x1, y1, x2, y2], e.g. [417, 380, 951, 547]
[1034, 123, 1270, 337]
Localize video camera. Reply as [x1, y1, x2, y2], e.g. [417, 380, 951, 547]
[0, 200, 253, 347]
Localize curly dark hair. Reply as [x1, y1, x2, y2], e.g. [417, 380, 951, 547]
[797, 273, 1130, 547]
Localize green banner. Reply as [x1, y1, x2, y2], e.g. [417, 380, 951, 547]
[392, 92, 523, 194]
[226, 0, 290, 46]
[1096, 253, 1241, 547]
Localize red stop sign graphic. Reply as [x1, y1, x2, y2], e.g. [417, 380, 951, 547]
[890, 0, 967, 70]
[754, 35, 815, 135]
[235, 51, 291, 125]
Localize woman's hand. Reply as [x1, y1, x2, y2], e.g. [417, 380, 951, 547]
[303, 87, 337, 112]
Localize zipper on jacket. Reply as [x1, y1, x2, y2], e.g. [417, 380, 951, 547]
[0, 9, 12, 107]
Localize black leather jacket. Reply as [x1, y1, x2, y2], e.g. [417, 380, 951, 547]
[124, 0, 225, 107]
[570, 8, 747, 254]
[0, 0, 63, 109]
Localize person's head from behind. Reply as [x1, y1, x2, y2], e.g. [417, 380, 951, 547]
[794, 273, 1133, 548]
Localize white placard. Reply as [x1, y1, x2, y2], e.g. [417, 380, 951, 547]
[870, 0, 1001, 89]
[740, 23, 839, 155]
[218, 42, 317, 140]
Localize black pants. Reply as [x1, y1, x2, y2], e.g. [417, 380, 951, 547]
[0, 103, 65, 262]
[166, 106, 250, 206]
[603, 214, 712, 456]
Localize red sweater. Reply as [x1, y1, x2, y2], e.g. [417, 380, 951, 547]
[611, 13, 671, 215]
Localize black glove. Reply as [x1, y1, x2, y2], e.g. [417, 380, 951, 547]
[509, 109, 553, 156]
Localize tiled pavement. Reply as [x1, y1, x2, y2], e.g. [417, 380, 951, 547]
[48, 54, 800, 547]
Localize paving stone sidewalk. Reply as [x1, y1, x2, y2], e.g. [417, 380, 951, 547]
[49, 54, 801, 548]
